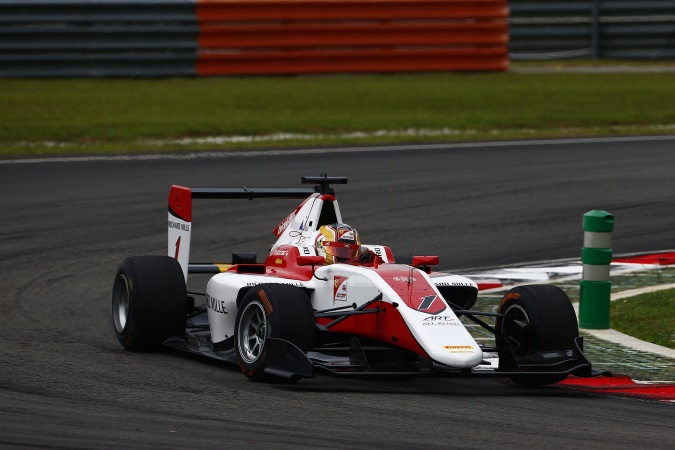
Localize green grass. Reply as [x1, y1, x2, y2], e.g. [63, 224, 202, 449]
[1, 68, 675, 156]
[611, 289, 675, 349]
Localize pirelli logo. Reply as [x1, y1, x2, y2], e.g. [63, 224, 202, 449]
[443, 345, 474, 353]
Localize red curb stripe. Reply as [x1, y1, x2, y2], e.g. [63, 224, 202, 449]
[560, 375, 675, 402]
[613, 252, 675, 265]
[476, 280, 503, 290]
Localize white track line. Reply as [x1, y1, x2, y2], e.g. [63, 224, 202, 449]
[3, 135, 675, 165]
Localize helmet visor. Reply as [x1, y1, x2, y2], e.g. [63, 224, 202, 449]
[322, 241, 360, 261]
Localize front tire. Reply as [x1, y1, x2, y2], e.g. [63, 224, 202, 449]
[496, 284, 579, 386]
[234, 284, 315, 382]
[112, 256, 187, 351]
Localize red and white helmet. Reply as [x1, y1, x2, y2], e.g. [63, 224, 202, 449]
[315, 223, 361, 264]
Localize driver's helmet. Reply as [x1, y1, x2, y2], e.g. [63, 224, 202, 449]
[315, 223, 361, 264]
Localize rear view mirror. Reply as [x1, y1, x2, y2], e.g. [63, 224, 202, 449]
[412, 256, 439, 267]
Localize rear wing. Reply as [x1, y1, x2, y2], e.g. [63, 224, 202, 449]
[167, 176, 347, 281]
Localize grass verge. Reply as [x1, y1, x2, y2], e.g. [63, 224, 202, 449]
[611, 288, 675, 349]
[2, 68, 675, 157]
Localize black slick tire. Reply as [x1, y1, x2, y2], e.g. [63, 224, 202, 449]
[112, 256, 187, 351]
[234, 284, 315, 382]
[496, 284, 579, 386]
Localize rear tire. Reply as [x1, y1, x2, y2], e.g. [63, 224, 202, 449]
[234, 284, 315, 382]
[496, 284, 578, 386]
[112, 256, 187, 351]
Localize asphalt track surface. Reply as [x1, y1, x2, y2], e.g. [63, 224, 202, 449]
[1, 137, 674, 449]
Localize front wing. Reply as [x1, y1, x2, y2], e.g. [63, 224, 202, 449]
[163, 309, 605, 381]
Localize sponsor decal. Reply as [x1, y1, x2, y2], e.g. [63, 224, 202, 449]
[422, 316, 461, 326]
[206, 293, 228, 315]
[499, 291, 521, 308]
[435, 281, 473, 287]
[323, 241, 356, 250]
[337, 228, 355, 240]
[416, 295, 446, 315]
[291, 236, 309, 245]
[273, 196, 311, 237]
[275, 211, 296, 236]
[168, 220, 190, 231]
[333, 276, 348, 302]
[393, 276, 416, 282]
[443, 345, 475, 353]
[246, 281, 302, 287]
[258, 290, 273, 314]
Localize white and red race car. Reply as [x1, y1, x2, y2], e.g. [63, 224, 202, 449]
[112, 175, 602, 384]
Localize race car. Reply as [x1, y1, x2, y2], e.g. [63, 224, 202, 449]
[112, 175, 603, 385]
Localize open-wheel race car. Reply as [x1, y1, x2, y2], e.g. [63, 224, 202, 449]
[112, 175, 603, 385]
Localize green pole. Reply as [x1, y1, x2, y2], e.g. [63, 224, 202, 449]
[579, 210, 614, 329]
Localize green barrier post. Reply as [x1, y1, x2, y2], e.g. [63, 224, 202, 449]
[579, 210, 614, 329]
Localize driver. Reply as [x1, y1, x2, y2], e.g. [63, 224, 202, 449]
[315, 223, 361, 264]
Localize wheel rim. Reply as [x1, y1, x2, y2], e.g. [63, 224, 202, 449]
[112, 274, 130, 333]
[237, 300, 268, 364]
[501, 304, 530, 356]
